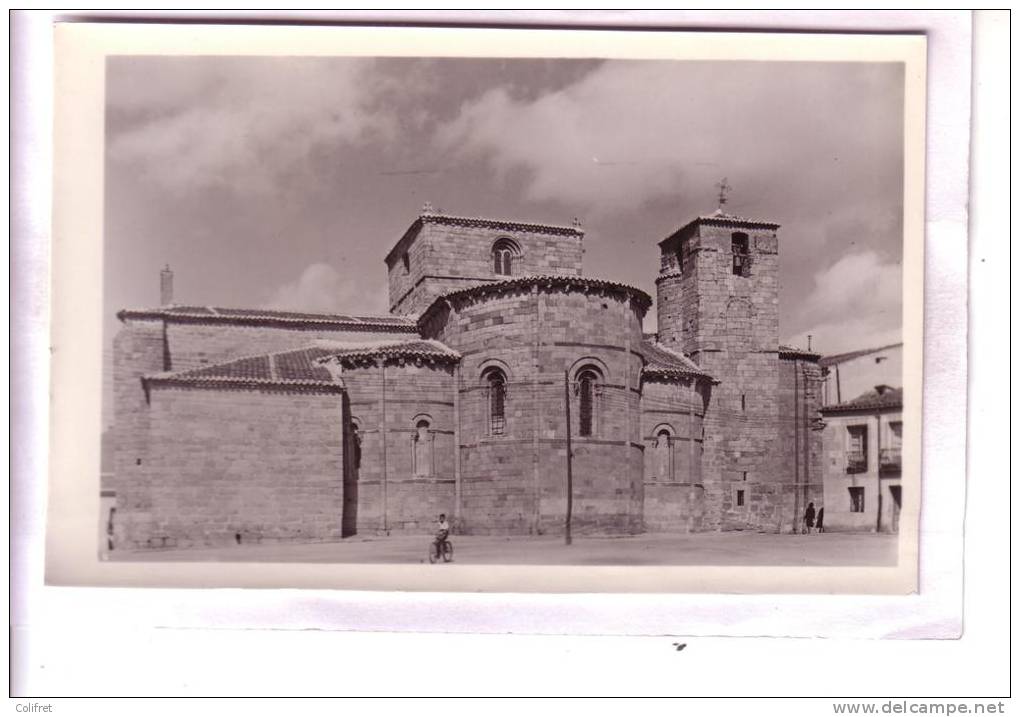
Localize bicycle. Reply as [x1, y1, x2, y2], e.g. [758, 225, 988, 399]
[428, 535, 454, 563]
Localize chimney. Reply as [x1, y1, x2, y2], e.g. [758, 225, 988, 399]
[160, 264, 174, 306]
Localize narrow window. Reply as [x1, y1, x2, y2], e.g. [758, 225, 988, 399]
[737, 489, 745, 507]
[731, 232, 750, 276]
[351, 423, 362, 471]
[741, 393, 746, 412]
[578, 369, 599, 437]
[484, 368, 508, 436]
[412, 419, 433, 476]
[402, 253, 410, 274]
[655, 429, 671, 481]
[846, 425, 868, 474]
[742, 471, 747, 482]
[848, 486, 865, 513]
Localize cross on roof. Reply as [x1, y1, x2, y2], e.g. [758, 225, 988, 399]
[715, 177, 732, 210]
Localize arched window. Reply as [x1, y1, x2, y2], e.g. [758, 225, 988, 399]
[654, 428, 672, 481]
[483, 367, 508, 435]
[412, 418, 433, 476]
[492, 239, 518, 276]
[577, 368, 600, 437]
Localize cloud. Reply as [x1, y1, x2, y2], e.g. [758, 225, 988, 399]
[265, 263, 388, 315]
[783, 250, 902, 355]
[107, 57, 396, 194]
[435, 60, 903, 215]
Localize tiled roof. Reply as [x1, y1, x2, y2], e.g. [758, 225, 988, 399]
[819, 342, 903, 368]
[144, 339, 462, 391]
[315, 338, 461, 364]
[640, 340, 713, 381]
[659, 208, 780, 246]
[118, 305, 418, 332]
[779, 344, 822, 360]
[385, 210, 584, 265]
[420, 211, 584, 236]
[144, 346, 340, 391]
[418, 274, 653, 326]
[821, 386, 903, 413]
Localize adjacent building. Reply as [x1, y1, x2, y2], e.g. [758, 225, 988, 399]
[818, 385, 903, 533]
[819, 343, 903, 407]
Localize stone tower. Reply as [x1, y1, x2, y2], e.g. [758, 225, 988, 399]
[385, 206, 584, 315]
[656, 208, 783, 530]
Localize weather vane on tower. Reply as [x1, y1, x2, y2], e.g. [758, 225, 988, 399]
[715, 177, 732, 211]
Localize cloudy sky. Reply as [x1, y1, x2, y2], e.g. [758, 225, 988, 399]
[103, 55, 904, 422]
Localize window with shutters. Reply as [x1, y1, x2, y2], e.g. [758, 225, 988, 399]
[846, 425, 868, 474]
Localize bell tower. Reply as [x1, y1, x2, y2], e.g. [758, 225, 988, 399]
[655, 181, 780, 361]
[655, 184, 783, 529]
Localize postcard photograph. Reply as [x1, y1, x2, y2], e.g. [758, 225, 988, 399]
[47, 25, 926, 593]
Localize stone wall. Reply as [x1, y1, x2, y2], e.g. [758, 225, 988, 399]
[424, 279, 647, 535]
[388, 220, 584, 315]
[657, 220, 787, 532]
[112, 319, 165, 506]
[777, 356, 826, 532]
[110, 316, 418, 544]
[639, 376, 706, 531]
[341, 361, 457, 535]
[115, 384, 344, 549]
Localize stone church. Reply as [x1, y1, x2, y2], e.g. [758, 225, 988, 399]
[111, 204, 825, 549]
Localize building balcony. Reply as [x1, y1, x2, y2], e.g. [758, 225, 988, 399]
[845, 451, 868, 474]
[879, 448, 902, 475]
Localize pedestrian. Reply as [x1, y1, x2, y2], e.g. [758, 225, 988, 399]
[803, 502, 815, 534]
[816, 506, 825, 534]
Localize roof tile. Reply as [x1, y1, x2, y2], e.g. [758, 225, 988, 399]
[318, 338, 461, 364]
[822, 386, 903, 413]
[144, 339, 461, 391]
[118, 305, 418, 332]
[659, 209, 781, 247]
[779, 344, 821, 360]
[419, 274, 653, 326]
[640, 340, 713, 380]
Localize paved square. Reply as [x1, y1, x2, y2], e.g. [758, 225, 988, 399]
[110, 531, 898, 566]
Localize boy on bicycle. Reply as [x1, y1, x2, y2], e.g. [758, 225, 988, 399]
[434, 513, 450, 547]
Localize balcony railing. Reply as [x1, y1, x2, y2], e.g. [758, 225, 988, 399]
[880, 448, 902, 475]
[846, 451, 867, 474]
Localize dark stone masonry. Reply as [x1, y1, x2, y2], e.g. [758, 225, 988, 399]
[111, 206, 825, 549]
